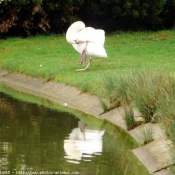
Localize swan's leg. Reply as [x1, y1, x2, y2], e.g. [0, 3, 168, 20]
[79, 49, 86, 63]
[76, 57, 92, 71]
[79, 41, 88, 63]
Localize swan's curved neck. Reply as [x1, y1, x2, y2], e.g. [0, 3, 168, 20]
[66, 21, 85, 44]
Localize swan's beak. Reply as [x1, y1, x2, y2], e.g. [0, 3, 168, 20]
[74, 39, 79, 44]
[74, 39, 85, 44]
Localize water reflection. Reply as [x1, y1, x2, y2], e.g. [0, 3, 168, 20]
[0, 91, 136, 175]
[0, 92, 108, 174]
[0, 142, 11, 170]
[0, 92, 79, 172]
[64, 121, 105, 164]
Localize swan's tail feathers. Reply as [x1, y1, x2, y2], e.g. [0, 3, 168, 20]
[98, 50, 107, 58]
[101, 50, 107, 58]
[86, 43, 107, 58]
[94, 29, 106, 46]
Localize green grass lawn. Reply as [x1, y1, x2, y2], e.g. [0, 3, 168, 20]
[0, 30, 175, 97]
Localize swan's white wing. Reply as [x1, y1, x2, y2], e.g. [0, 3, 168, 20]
[74, 27, 105, 46]
[73, 27, 95, 43]
[72, 42, 86, 54]
[91, 29, 105, 46]
[72, 41, 107, 58]
[73, 27, 107, 57]
[86, 42, 107, 57]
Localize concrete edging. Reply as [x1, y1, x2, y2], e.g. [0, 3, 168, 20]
[0, 68, 173, 175]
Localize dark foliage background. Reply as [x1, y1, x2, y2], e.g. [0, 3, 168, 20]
[0, 0, 175, 36]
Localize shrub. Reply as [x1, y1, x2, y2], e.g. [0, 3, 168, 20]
[0, 0, 175, 36]
[0, 0, 82, 36]
[78, 0, 168, 31]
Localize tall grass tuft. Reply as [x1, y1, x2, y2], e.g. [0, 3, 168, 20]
[103, 70, 175, 124]
[170, 166, 175, 175]
[102, 69, 175, 167]
[102, 74, 134, 109]
[156, 77, 175, 125]
[166, 122, 175, 147]
[140, 124, 153, 145]
[99, 98, 111, 113]
[129, 71, 170, 123]
[122, 105, 138, 130]
[167, 122, 175, 166]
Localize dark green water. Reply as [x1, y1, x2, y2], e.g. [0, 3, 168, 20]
[0, 92, 125, 175]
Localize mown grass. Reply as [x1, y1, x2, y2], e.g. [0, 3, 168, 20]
[0, 30, 175, 97]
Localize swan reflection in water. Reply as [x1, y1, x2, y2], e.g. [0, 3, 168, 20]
[64, 121, 105, 164]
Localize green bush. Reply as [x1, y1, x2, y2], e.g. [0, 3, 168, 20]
[78, 0, 170, 31]
[0, 0, 82, 36]
[0, 0, 174, 36]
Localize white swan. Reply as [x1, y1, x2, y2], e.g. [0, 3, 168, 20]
[66, 21, 107, 71]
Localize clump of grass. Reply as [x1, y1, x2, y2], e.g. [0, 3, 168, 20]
[129, 71, 164, 123]
[140, 124, 153, 145]
[170, 166, 175, 175]
[102, 74, 134, 109]
[156, 78, 175, 122]
[103, 69, 175, 166]
[103, 70, 174, 124]
[99, 98, 111, 113]
[167, 122, 175, 166]
[99, 97, 121, 113]
[122, 105, 139, 130]
[166, 122, 175, 145]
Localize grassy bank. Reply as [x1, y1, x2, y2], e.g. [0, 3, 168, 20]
[102, 70, 175, 172]
[0, 30, 175, 97]
[1, 30, 175, 173]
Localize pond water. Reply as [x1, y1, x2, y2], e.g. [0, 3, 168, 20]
[0, 91, 139, 175]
